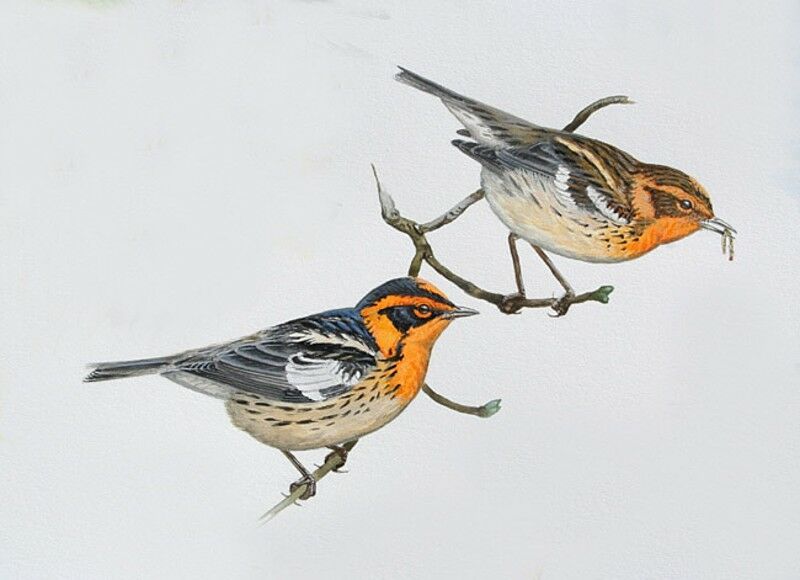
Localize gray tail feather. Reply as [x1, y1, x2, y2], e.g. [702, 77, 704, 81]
[451, 139, 503, 171]
[84, 356, 175, 383]
[395, 66, 469, 104]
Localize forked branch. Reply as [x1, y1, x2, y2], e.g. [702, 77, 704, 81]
[257, 95, 631, 524]
[374, 94, 631, 315]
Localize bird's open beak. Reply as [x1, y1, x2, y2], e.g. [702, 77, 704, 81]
[443, 306, 479, 319]
[700, 217, 737, 237]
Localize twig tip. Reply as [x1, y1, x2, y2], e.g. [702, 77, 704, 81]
[479, 399, 502, 418]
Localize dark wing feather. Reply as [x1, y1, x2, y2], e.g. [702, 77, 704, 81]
[396, 67, 549, 147]
[177, 310, 378, 403]
[492, 136, 637, 224]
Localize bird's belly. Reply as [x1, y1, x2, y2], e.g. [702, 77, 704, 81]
[225, 365, 417, 451]
[482, 169, 629, 263]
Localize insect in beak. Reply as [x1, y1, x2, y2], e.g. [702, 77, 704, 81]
[442, 306, 479, 319]
[700, 217, 737, 261]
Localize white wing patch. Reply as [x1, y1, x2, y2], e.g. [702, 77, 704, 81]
[586, 185, 629, 224]
[552, 165, 578, 210]
[284, 354, 364, 402]
[554, 164, 570, 191]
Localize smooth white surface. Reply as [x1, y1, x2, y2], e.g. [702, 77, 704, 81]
[1, 1, 798, 578]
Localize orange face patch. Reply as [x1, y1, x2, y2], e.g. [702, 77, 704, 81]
[360, 294, 455, 358]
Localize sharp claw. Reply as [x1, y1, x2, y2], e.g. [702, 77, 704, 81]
[289, 475, 317, 501]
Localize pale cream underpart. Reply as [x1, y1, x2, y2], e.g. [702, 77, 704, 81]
[482, 168, 628, 263]
[166, 365, 416, 451]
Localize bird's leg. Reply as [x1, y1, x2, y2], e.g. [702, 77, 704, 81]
[324, 445, 350, 473]
[499, 233, 528, 314]
[530, 245, 576, 316]
[282, 450, 316, 500]
[509, 233, 526, 295]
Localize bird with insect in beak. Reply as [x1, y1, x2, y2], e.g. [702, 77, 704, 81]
[395, 67, 737, 316]
[85, 277, 477, 501]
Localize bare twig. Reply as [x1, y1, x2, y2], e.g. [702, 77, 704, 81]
[259, 440, 358, 524]
[374, 94, 629, 316]
[420, 190, 486, 232]
[562, 95, 634, 133]
[372, 166, 614, 313]
[258, 95, 631, 524]
[422, 384, 501, 418]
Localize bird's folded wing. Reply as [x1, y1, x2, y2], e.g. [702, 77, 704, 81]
[495, 137, 636, 225]
[176, 317, 378, 404]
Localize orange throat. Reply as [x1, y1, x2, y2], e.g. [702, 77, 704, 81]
[624, 218, 701, 258]
[370, 318, 451, 402]
[391, 341, 434, 401]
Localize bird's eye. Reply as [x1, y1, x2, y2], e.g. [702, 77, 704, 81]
[414, 304, 433, 318]
[679, 199, 693, 211]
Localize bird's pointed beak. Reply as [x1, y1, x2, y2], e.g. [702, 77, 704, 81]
[443, 306, 479, 319]
[700, 217, 737, 237]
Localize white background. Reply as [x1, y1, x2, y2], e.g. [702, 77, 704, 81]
[1, 1, 798, 578]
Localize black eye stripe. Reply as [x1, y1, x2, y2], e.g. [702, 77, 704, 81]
[644, 186, 704, 218]
[379, 305, 441, 332]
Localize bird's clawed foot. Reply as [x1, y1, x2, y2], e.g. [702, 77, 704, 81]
[289, 474, 317, 500]
[499, 292, 527, 314]
[550, 290, 577, 317]
[325, 445, 350, 473]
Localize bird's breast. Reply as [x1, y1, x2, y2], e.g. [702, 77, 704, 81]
[225, 357, 425, 451]
[481, 169, 642, 263]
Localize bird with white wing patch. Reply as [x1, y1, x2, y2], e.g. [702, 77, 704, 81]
[85, 277, 477, 500]
[396, 67, 737, 315]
